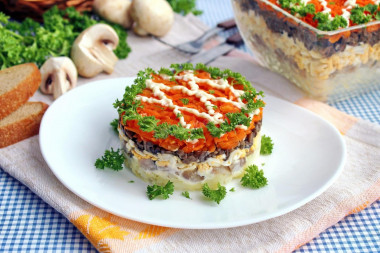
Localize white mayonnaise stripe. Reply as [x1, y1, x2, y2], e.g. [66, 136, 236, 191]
[137, 95, 224, 127]
[319, 0, 333, 19]
[179, 73, 245, 101]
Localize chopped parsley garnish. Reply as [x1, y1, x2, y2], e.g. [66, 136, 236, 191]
[206, 122, 223, 138]
[278, 0, 380, 30]
[212, 105, 218, 110]
[209, 90, 215, 94]
[176, 113, 182, 118]
[350, 6, 374, 25]
[229, 187, 235, 192]
[95, 148, 124, 171]
[110, 119, 119, 134]
[146, 181, 174, 200]
[260, 135, 274, 155]
[241, 165, 268, 189]
[202, 183, 227, 204]
[180, 98, 189, 105]
[182, 191, 191, 199]
[138, 116, 159, 132]
[314, 13, 347, 31]
[129, 180, 134, 183]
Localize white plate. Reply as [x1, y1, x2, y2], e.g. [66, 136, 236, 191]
[40, 77, 346, 229]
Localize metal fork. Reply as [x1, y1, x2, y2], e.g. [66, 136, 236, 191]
[188, 32, 244, 64]
[173, 18, 237, 54]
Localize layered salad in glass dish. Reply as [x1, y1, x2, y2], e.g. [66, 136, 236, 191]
[233, 0, 380, 101]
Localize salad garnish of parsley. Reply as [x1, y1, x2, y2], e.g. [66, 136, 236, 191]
[240, 165, 268, 189]
[181, 191, 191, 199]
[202, 183, 227, 204]
[260, 135, 274, 155]
[110, 119, 119, 134]
[95, 148, 124, 171]
[147, 181, 174, 200]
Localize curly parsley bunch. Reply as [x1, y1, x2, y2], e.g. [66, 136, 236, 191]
[0, 6, 131, 70]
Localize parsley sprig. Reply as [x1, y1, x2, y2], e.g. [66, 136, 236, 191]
[95, 148, 124, 171]
[182, 191, 191, 199]
[260, 135, 274, 155]
[241, 165, 268, 189]
[147, 181, 174, 200]
[202, 183, 227, 204]
[110, 119, 119, 134]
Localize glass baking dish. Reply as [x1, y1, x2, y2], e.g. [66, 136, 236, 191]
[232, 0, 380, 102]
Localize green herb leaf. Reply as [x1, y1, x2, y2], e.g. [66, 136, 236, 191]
[190, 128, 205, 140]
[129, 180, 134, 183]
[147, 181, 174, 200]
[138, 116, 159, 132]
[158, 67, 174, 76]
[166, 0, 203, 16]
[110, 119, 119, 134]
[182, 191, 191, 199]
[180, 98, 189, 105]
[202, 183, 227, 204]
[241, 165, 268, 189]
[209, 90, 215, 94]
[95, 148, 124, 171]
[364, 4, 378, 14]
[260, 135, 274, 155]
[229, 187, 235, 192]
[206, 122, 223, 138]
[350, 6, 372, 25]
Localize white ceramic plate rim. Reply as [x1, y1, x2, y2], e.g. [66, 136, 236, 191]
[40, 77, 346, 229]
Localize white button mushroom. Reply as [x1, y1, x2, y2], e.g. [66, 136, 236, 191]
[131, 0, 174, 37]
[40, 57, 77, 100]
[93, 0, 133, 28]
[71, 24, 119, 78]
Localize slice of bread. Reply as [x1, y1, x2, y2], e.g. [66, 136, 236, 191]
[0, 63, 41, 120]
[0, 102, 48, 148]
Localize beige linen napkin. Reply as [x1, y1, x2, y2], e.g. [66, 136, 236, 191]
[1, 14, 379, 252]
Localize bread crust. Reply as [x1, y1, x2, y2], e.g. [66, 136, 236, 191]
[0, 102, 48, 148]
[0, 63, 41, 120]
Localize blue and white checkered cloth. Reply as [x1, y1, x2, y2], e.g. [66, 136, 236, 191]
[1, 0, 379, 252]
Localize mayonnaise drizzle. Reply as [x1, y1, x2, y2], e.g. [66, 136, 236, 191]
[319, 0, 333, 19]
[136, 71, 259, 130]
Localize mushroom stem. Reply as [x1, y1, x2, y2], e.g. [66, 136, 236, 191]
[89, 45, 118, 74]
[52, 71, 70, 99]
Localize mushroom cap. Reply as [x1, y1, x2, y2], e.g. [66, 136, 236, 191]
[131, 0, 174, 37]
[71, 24, 119, 78]
[40, 57, 77, 99]
[93, 0, 133, 28]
